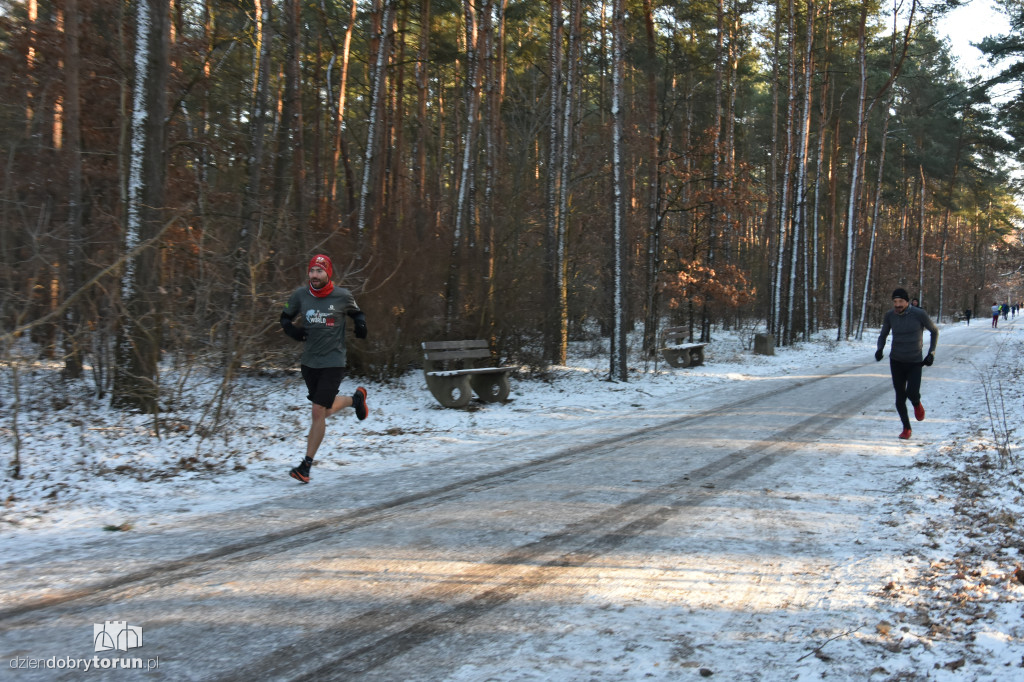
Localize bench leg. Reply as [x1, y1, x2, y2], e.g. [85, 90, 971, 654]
[689, 348, 704, 366]
[471, 373, 510, 402]
[426, 375, 473, 408]
[661, 349, 683, 368]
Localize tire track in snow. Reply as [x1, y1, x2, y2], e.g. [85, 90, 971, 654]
[0, 363, 859, 625]
[218, 383, 886, 681]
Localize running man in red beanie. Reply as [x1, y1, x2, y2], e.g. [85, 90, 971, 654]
[280, 254, 368, 483]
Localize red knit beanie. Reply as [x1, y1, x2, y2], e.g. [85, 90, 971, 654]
[308, 254, 335, 297]
[308, 254, 333, 279]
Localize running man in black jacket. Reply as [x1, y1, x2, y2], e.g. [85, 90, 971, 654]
[876, 288, 938, 440]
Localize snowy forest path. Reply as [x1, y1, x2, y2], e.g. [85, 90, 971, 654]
[0, 321, 1003, 680]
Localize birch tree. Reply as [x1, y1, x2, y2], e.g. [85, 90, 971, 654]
[838, 0, 915, 339]
[790, 0, 815, 343]
[855, 98, 891, 340]
[555, 0, 581, 364]
[610, 0, 627, 381]
[113, 0, 169, 411]
[771, 0, 795, 343]
[446, 0, 485, 332]
[357, 0, 396, 250]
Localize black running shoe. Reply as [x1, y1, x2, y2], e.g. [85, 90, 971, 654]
[289, 457, 313, 483]
[353, 387, 368, 421]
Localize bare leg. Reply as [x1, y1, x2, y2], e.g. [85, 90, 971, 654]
[306, 404, 328, 460]
[325, 394, 353, 418]
[306, 395, 355, 459]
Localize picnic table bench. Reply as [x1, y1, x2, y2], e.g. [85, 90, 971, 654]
[659, 326, 708, 368]
[422, 339, 514, 408]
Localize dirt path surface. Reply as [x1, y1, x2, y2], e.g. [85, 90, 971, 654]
[2, 323, 1022, 681]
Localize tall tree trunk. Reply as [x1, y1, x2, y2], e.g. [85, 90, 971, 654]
[327, 0, 359, 234]
[773, 0, 795, 343]
[810, 0, 832, 334]
[231, 0, 272, 367]
[414, 0, 430, 241]
[272, 0, 304, 234]
[25, 0, 38, 134]
[63, 0, 84, 378]
[446, 0, 484, 333]
[705, 0, 725, 344]
[357, 0, 395, 252]
[840, 0, 916, 339]
[114, 0, 169, 412]
[838, 2, 868, 341]
[543, 0, 563, 362]
[937, 113, 965, 321]
[918, 163, 926, 301]
[767, 0, 782, 335]
[785, 0, 813, 343]
[642, 0, 660, 357]
[610, 0, 627, 380]
[856, 98, 891, 339]
[555, 0, 580, 364]
[792, 0, 815, 342]
[479, 0, 498, 337]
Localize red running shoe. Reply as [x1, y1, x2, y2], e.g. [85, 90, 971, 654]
[899, 428, 912, 440]
[289, 457, 312, 483]
[352, 387, 369, 420]
[914, 402, 925, 421]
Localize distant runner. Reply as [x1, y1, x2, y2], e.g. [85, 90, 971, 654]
[875, 288, 938, 440]
[279, 254, 369, 483]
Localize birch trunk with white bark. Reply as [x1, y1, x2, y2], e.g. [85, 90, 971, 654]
[114, 0, 168, 411]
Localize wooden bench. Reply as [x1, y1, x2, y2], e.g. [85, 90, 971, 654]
[659, 326, 708, 368]
[422, 340, 514, 408]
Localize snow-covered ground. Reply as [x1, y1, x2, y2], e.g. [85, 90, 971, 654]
[2, 320, 1023, 680]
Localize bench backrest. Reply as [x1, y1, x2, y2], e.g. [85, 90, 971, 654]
[661, 326, 690, 345]
[422, 340, 494, 372]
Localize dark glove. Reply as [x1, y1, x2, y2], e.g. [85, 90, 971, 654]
[280, 312, 306, 342]
[923, 352, 934, 367]
[351, 312, 367, 339]
[874, 349, 884, 362]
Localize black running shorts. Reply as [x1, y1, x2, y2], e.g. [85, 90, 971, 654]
[301, 365, 347, 409]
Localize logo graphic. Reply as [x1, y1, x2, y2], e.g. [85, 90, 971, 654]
[94, 622, 143, 652]
[305, 309, 334, 326]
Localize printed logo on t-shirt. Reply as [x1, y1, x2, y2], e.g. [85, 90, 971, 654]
[305, 309, 335, 326]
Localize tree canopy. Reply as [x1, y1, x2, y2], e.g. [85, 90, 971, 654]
[0, 0, 1021, 411]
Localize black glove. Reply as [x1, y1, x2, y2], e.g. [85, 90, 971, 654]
[280, 312, 306, 342]
[351, 312, 367, 339]
[874, 349, 884, 362]
[923, 353, 934, 367]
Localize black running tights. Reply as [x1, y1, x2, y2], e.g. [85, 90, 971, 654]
[890, 359, 922, 430]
